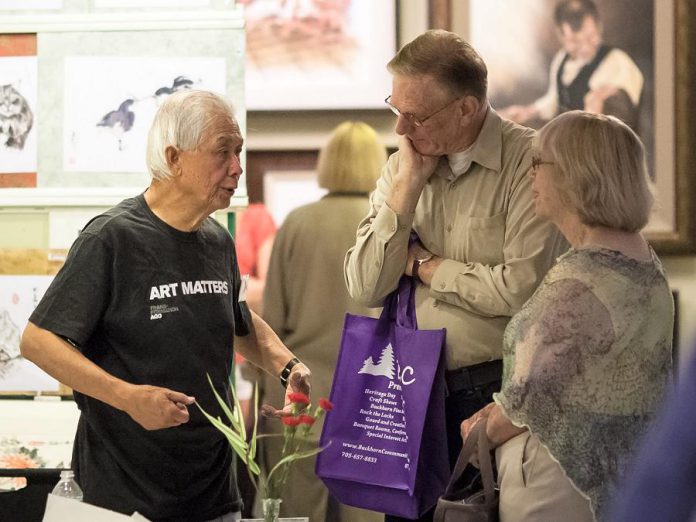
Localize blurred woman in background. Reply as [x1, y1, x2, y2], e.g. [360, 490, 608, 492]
[257, 121, 387, 522]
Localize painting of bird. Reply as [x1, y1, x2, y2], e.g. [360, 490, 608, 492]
[96, 98, 136, 132]
[154, 75, 194, 96]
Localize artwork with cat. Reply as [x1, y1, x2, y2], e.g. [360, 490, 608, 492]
[0, 83, 34, 151]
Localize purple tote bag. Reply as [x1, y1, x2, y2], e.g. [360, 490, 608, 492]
[316, 276, 449, 518]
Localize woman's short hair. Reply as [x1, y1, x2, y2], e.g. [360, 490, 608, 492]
[387, 29, 487, 101]
[146, 90, 239, 181]
[538, 110, 653, 232]
[317, 121, 386, 194]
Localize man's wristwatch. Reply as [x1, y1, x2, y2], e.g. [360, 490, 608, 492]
[412, 252, 434, 283]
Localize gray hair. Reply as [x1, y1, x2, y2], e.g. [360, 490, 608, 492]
[146, 90, 238, 181]
[387, 29, 487, 101]
[538, 110, 653, 232]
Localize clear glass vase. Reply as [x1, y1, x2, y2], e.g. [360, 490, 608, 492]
[262, 498, 282, 522]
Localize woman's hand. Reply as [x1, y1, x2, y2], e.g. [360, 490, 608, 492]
[485, 404, 527, 448]
[460, 402, 495, 441]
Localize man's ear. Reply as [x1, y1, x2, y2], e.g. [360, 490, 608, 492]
[459, 95, 482, 126]
[165, 146, 181, 177]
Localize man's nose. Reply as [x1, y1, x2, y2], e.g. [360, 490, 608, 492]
[229, 156, 243, 178]
[394, 114, 412, 136]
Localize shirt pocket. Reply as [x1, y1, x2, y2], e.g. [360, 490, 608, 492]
[465, 211, 506, 266]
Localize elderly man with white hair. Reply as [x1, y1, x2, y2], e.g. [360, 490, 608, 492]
[21, 89, 310, 522]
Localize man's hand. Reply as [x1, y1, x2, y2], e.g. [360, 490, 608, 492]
[387, 136, 439, 214]
[397, 135, 440, 184]
[122, 385, 195, 430]
[261, 362, 312, 418]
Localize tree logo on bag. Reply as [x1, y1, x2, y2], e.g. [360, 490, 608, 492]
[358, 344, 415, 388]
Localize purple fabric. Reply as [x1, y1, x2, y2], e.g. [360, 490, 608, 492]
[316, 277, 449, 518]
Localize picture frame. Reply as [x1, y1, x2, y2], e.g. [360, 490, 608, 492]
[455, 0, 695, 254]
[0, 9, 247, 205]
[0, 249, 68, 396]
[244, 0, 397, 110]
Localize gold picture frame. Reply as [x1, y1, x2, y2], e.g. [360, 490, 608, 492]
[436, 0, 696, 253]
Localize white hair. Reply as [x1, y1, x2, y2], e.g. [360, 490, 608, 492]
[145, 90, 238, 181]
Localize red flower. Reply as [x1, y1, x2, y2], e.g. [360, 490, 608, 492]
[298, 414, 316, 426]
[288, 392, 310, 405]
[282, 416, 301, 427]
[318, 398, 334, 411]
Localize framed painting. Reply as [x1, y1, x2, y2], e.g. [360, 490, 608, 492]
[244, 0, 397, 110]
[0, 9, 246, 197]
[458, 0, 695, 254]
[0, 34, 38, 188]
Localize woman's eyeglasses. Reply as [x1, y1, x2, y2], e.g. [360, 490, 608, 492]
[531, 155, 555, 172]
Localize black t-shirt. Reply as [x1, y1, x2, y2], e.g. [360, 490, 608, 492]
[30, 194, 250, 522]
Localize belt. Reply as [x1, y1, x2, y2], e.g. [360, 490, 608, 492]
[445, 359, 503, 394]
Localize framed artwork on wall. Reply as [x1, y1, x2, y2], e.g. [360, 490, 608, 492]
[0, 9, 246, 201]
[244, 0, 397, 110]
[462, 0, 695, 254]
[0, 34, 38, 188]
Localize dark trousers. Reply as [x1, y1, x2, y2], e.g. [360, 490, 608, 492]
[384, 363, 502, 522]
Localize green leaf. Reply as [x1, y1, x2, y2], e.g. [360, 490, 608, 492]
[250, 382, 259, 460]
[196, 403, 245, 451]
[227, 373, 247, 442]
[207, 374, 241, 433]
[199, 374, 263, 477]
[266, 443, 330, 484]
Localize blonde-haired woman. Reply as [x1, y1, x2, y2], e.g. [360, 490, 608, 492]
[257, 121, 386, 522]
[461, 111, 673, 521]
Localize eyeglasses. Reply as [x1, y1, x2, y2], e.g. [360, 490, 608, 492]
[384, 95, 460, 127]
[531, 155, 555, 172]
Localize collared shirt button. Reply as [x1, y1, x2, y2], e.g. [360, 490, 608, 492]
[446, 224, 452, 232]
[432, 301, 439, 308]
[391, 224, 396, 232]
[439, 282, 446, 290]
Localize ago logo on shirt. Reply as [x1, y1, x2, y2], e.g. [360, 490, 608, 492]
[148, 280, 229, 320]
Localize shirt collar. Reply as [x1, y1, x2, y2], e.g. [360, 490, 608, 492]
[442, 106, 503, 179]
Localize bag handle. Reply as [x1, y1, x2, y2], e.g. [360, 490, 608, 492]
[396, 275, 417, 329]
[378, 276, 418, 331]
[444, 417, 497, 505]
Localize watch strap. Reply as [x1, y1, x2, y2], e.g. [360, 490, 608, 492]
[280, 357, 300, 388]
[411, 258, 420, 282]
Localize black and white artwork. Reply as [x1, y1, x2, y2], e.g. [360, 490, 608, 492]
[0, 276, 59, 393]
[63, 57, 226, 173]
[0, 57, 38, 174]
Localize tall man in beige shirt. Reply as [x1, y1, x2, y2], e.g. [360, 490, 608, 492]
[344, 30, 568, 522]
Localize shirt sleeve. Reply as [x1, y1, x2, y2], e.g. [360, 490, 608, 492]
[231, 238, 251, 337]
[428, 151, 567, 318]
[589, 48, 644, 105]
[29, 231, 112, 347]
[344, 155, 415, 307]
[533, 51, 564, 120]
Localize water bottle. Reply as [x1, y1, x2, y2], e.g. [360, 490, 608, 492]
[51, 469, 84, 502]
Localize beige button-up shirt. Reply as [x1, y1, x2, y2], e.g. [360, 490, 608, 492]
[344, 109, 568, 370]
